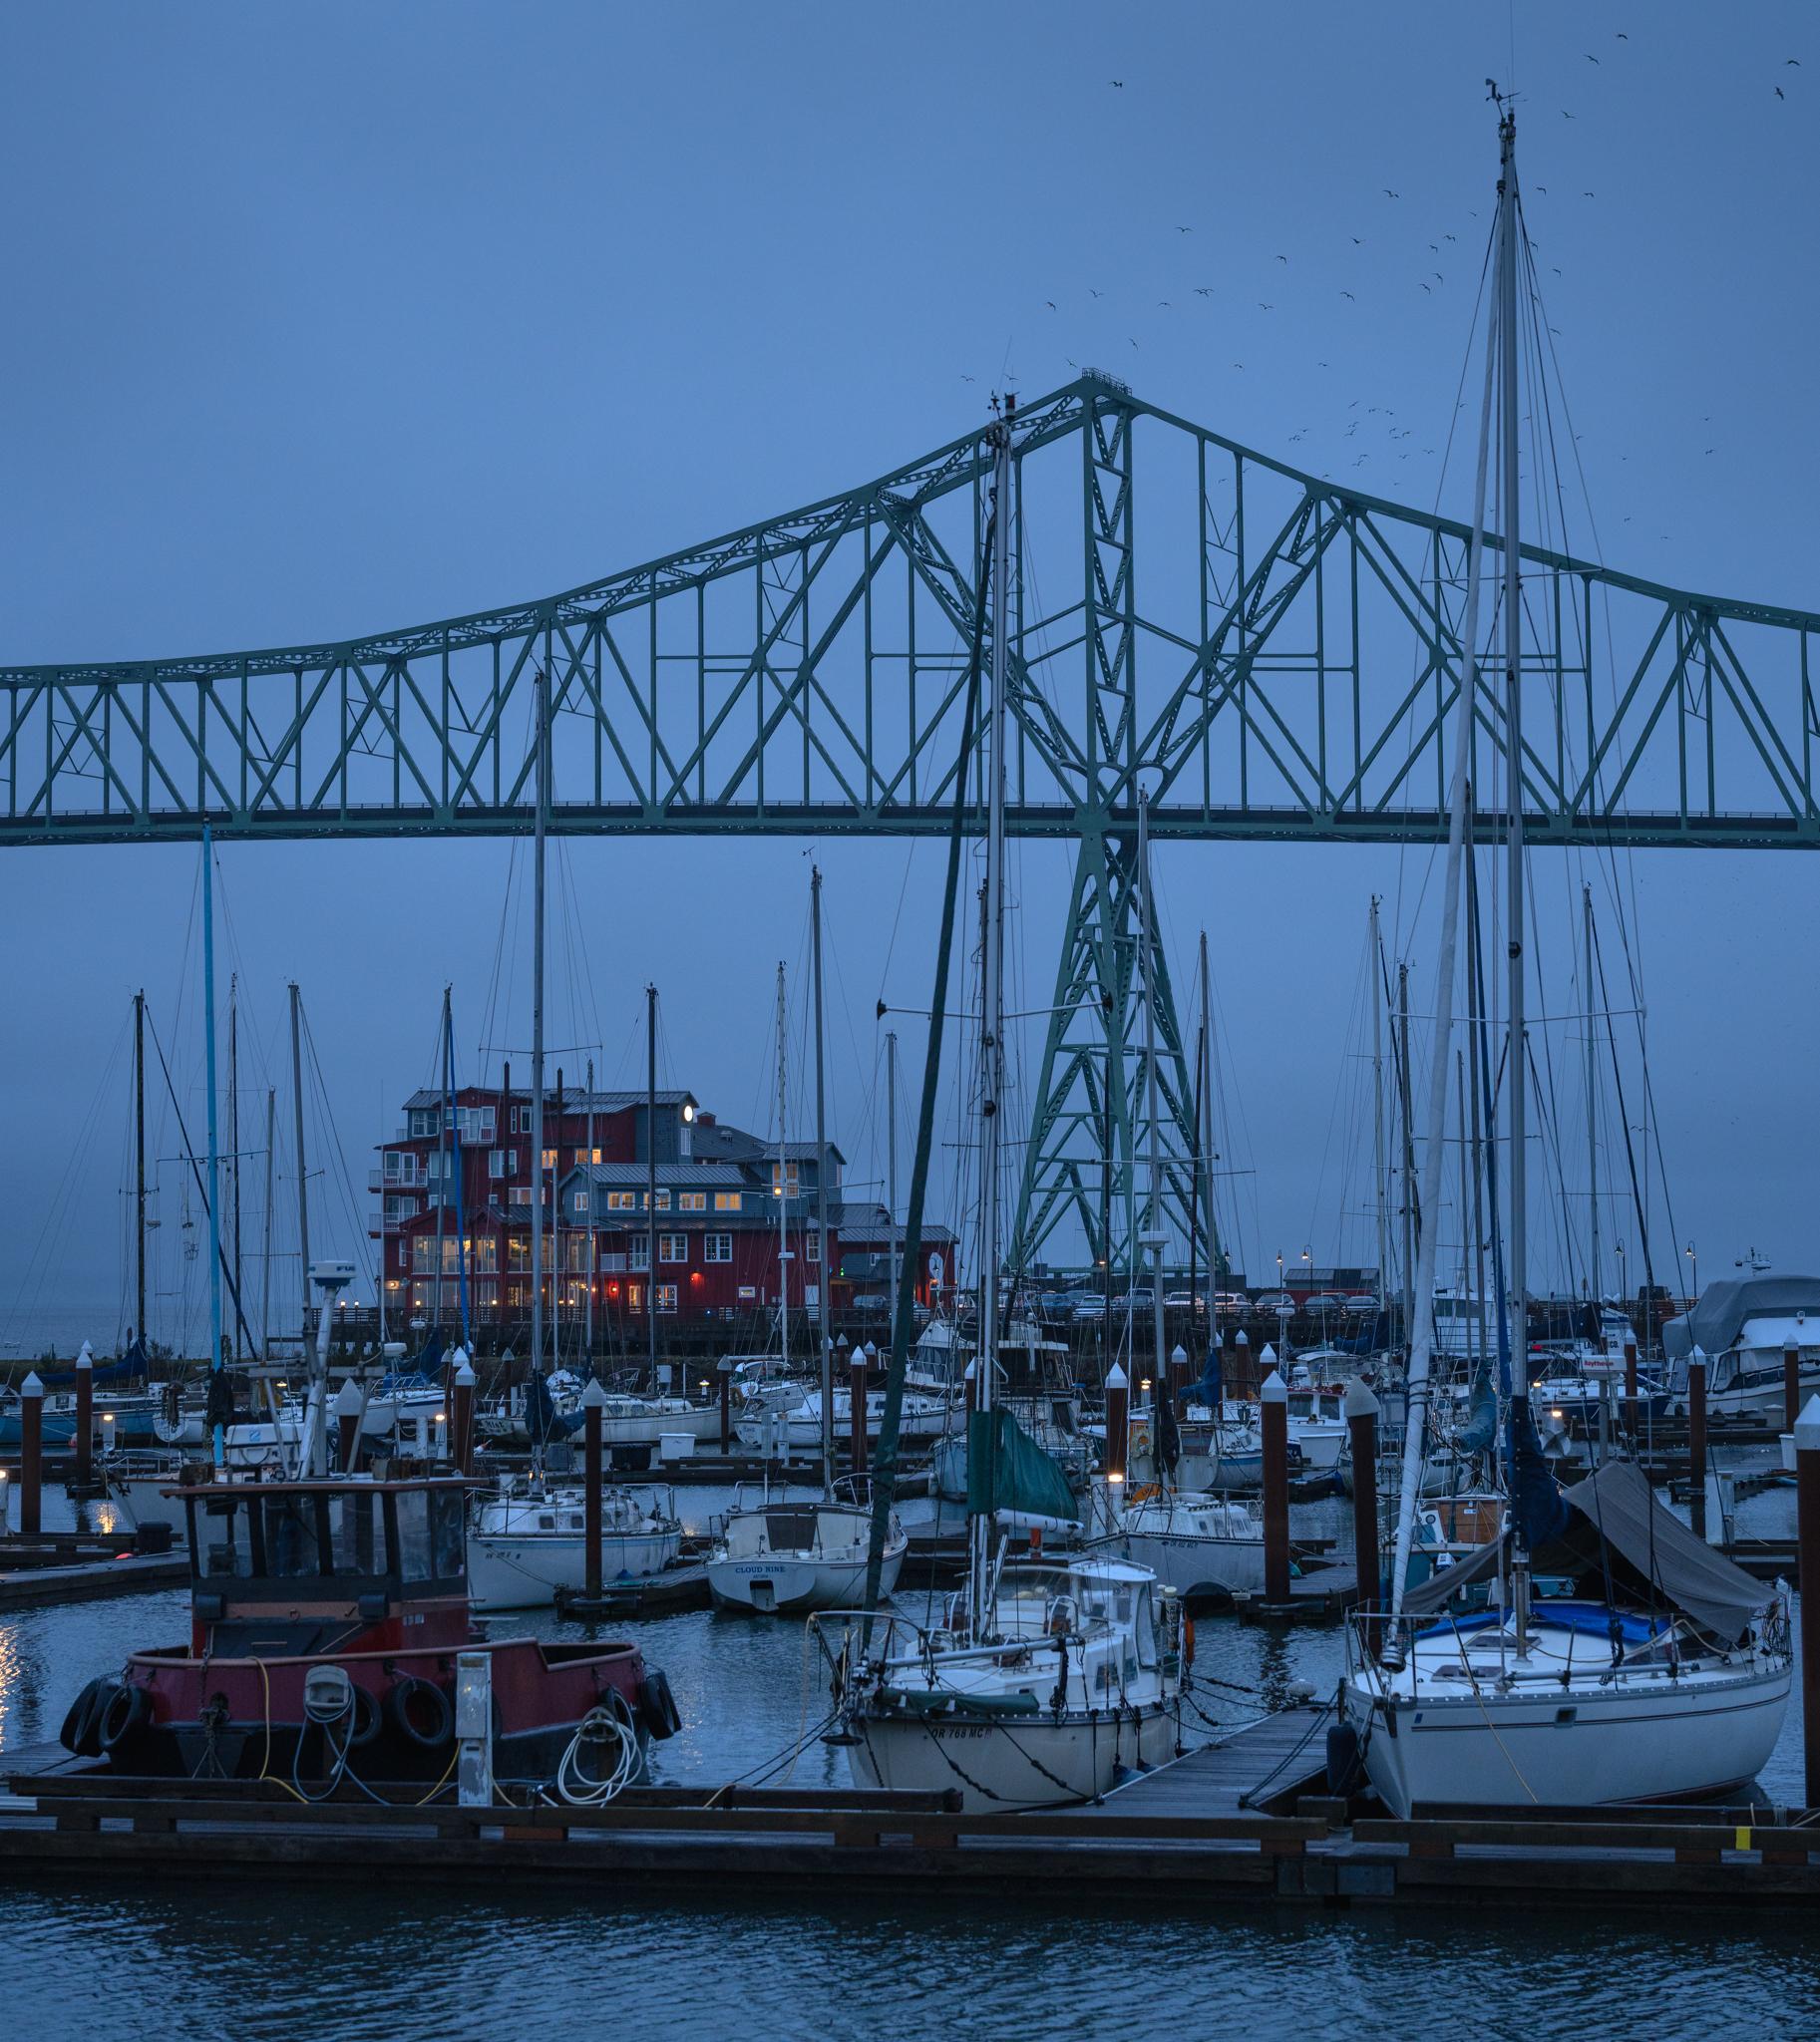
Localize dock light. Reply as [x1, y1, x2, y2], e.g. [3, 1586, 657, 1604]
[698, 1379, 709, 1398]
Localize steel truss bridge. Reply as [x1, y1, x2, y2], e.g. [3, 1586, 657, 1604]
[7, 372, 1816, 1275]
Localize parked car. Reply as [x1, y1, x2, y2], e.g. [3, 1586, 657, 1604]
[848, 1292, 893, 1315]
[1162, 1291, 1205, 1312]
[1253, 1291, 1295, 1315]
[1302, 1292, 1348, 1315]
[1072, 1293, 1113, 1322]
[1343, 1292, 1378, 1313]
[1213, 1292, 1250, 1317]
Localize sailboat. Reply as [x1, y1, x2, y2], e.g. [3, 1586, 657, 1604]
[1338, 103, 1790, 1817]
[826, 400, 1184, 1803]
[706, 866, 907, 1614]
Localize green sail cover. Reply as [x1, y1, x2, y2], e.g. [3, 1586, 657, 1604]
[965, 1407, 1078, 1522]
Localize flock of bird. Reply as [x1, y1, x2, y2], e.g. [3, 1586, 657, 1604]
[964, 38, 1807, 538]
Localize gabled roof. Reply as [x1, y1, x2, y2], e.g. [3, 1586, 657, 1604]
[400, 1086, 695, 1115]
[830, 1201, 957, 1246]
[690, 1121, 846, 1167]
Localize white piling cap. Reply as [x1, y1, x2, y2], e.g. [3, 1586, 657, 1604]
[1235, 1329, 1250, 1347]
[1261, 1369, 1287, 1404]
[76, 1341, 93, 1369]
[581, 1378, 607, 1409]
[864, 1342, 878, 1361]
[1106, 1361, 1129, 1389]
[1170, 1344, 1188, 1367]
[1261, 1342, 1276, 1367]
[1794, 1394, 1820, 1455]
[20, 1371, 43, 1399]
[454, 1356, 476, 1387]
[333, 1378, 365, 1418]
[1343, 1377, 1381, 1419]
[448, 1344, 470, 1374]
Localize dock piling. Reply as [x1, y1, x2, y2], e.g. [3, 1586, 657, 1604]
[849, 1348, 868, 1477]
[1688, 1355, 1708, 1539]
[1787, 1342, 1801, 1438]
[1345, 1377, 1380, 1650]
[334, 1377, 363, 1475]
[73, 1349, 93, 1486]
[1104, 1362, 1129, 1488]
[1797, 1395, 1820, 1809]
[582, 1378, 605, 1603]
[1262, 1369, 1289, 1605]
[18, 1373, 42, 1537]
[1624, 1336, 1638, 1438]
[452, 1354, 475, 1474]
[717, 1357, 733, 1456]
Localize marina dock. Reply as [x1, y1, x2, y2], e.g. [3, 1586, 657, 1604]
[5, 1707, 1820, 1915]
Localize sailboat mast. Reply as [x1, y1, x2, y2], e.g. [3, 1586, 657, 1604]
[886, 1029, 900, 1357]
[445, 986, 470, 1350]
[437, 986, 451, 1332]
[646, 985, 658, 1389]
[585, 1057, 595, 1364]
[289, 982, 309, 1342]
[134, 988, 147, 1345]
[1397, 962, 1416, 1341]
[775, 962, 790, 1368]
[227, 978, 240, 1363]
[1369, 898, 1386, 1317]
[532, 661, 549, 1379]
[1199, 931, 1218, 1311]
[1140, 791, 1166, 1401]
[261, 1086, 274, 1362]
[971, 398, 1011, 1634]
[1500, 109, 1528, 1387]
[1585, 883, 1601, 1307]
[812, 866, 833, 1497]
[201, 828, 224, 1464]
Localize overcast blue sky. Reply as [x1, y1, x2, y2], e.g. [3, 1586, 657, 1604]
[0, 4, 1814, 1346]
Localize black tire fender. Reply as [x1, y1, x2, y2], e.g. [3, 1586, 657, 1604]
[386, 1675, 454, 1749]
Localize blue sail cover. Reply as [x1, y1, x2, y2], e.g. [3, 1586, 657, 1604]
[1510, 1399, 1571, 1551]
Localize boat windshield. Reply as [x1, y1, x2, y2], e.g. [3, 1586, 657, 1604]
[991, 1566, 1149, 1643]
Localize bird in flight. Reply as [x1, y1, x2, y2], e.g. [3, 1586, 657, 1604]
[1176, 225, 1193, 234]
[1777, 85, 1786, 99]
[1089, 288, 1103, 297]
[1340, 289, 1355, 299]
[1788, 57, 1801, 65]
[1159, 300, 1173, 308]
[1617, 29, 1628, 37]
[1444, 232, 1456, 241]
[1194, 286, 1214, 296]
[1110, 78, 1124, 88]
[1351, 236, 1364, 245]
[1585, 52, 1600, 63]
[1129, 337, 1139, 348]
[1258, 302, 1274, 310]
[1419, 282, 1431, 292]
[1383, 188, 1399, 198]
[960, 374, 976, 383]
[1429, 242, 1438, 251]
[1045, 300, 1057, 309]
[1583, 190, 1596, 198]
[1562, 111, 1575, 120]
[1275, 253, 1288, 262]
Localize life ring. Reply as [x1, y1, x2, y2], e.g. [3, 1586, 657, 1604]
[386, 1676, 454, 1749]
[59, 1677, 113, 1758]
[97, 1681, 152, 1753]
[637, 1666, 681, 1742]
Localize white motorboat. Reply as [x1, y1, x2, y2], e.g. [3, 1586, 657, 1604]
[1662, 1276, 1820, 1422]
[705, 1496, 906, 1613]
[829, 1556, 1184, 1809]
[1097, 1490, 1266, 1601]
[467, 1481, 683, 1611]
[97, 1448, 195, 1532]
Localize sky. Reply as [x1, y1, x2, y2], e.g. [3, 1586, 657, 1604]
[0, 2, 1815, 1347]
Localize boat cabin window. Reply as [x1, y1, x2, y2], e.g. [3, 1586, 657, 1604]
[195, 1496, 257, 1578]
[325, 1491, 379, 1575]
[1133, 1583, 1158, 1669]
[390, 1487, 466, 1583]
[260, 1494, 323, 1578]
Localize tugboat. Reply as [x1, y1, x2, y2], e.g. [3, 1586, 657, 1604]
[60, 1472, 682, 1788]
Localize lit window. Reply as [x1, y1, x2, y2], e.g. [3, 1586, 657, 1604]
[625, 1281, 643, 1310]
[772, 1163, 800, 1198]
[714, 1191, 742, 1212]
[656, 1284, 678, 1314]
[542, 1149, 557, 1173]
[659, 1232, 688, 1264]
[607, 1191, 637, 1211]
[642, 1190, 671, 1210]
[572, 1191, 588, 1214]
[705, 1233, 733, 1264]
[678, 1191, 706, 1212]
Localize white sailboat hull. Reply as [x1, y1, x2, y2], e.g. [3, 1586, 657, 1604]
[1112, 1525, 1267, 1600]
[467, 1528, 682, 1611]
[706, 1540, 905, 1613]
[847, 1703, 1176, 1810]
[1342, 1659, 1790, 1817]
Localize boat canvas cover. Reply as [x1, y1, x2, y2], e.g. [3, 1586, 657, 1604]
[1661, 1275, 1820, 1362]
[966, 1407, 1077, 1524]
[1398, 1460, 1768, 1646]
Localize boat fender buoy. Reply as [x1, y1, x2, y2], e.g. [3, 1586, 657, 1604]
[59, 1676, 114, 1758]
[638, 1666, 682, 1741]
[97, 1681, 152, 1753]
[386, 1676, 454, 1749]
[1325, 1721, 1365, 1798]
[1182, 1614, 1196, 1667]
[349, 1683, 384, 1747]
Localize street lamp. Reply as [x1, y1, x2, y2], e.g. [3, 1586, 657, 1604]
[1684, 1239, 1697, 1304]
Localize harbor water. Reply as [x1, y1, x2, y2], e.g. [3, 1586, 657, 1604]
[1, 1463, 1818, 2038]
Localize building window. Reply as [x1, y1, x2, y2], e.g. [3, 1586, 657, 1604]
[510, 1185, 533, 1207]
[705, 1233, 733, 1264]
[458, 1105, 496, 1145]
[383, 1151, 402, 1185]
[410, 1108, 438, 1139]
[625, 1281, 643, 1310]
[659, 1232, 688, 1264]
[563, 1234, 593, 1271]
[573, 1147, 602, 1168]
[542, 1148, 557, 1173]
[508, 1236, 530, 1271]
[607, 1191, 637, 1211]
[471, 1237, 499, 1274]
[571, 1191, 589, 1214]
[677, 1191, 706, 1212]
[806, 1232, 821, 1262]
[398, 1240, 409, 1270]
[714, 1191, 743, 1212]
[511, 1105, 532, 1135]
[489, 1149, 508, 1179]
[630, 1239, 648, 1271]
[642, 1190, 671, 1210]
[656, 1283, 678, 1315]
[772, 1163, 800, 1198]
